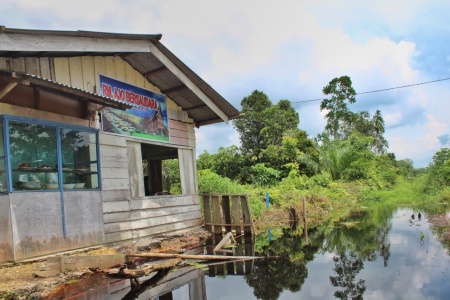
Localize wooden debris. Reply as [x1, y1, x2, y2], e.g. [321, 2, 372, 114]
[33, 254, 126, 277]
[105, 258, 182, 278]
[127, 252, 263, 261]
[213, 232, 236, 252]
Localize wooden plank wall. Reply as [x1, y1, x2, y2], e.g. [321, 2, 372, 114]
[100, 134, 202, 245]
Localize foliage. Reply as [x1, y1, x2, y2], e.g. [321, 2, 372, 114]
[197, 169, 244, 194]
[319, 76, 388, 154]
[162, 159, 180, 193]
[251, 163, 281, 187]
[233, 90, 299, 160]
[320, 76, 356, 139]
[232, 90, 272, 158]
[424, 148, 450, 192]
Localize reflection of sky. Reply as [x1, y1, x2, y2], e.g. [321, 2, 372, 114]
[203, 208, 450, 299]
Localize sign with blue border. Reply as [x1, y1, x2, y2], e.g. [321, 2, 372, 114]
[99, 74, 169, 141]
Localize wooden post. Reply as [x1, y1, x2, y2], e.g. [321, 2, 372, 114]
[231, 195, 242, 237]
[203, 194, 212, 233]
[241, 195, 253, 236]
[303, 196, 308, 245]
[222, 195, 232, 233]
[211, 195, 222, 236]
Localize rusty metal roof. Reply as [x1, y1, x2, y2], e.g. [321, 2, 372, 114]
[0, 26, 241, 127]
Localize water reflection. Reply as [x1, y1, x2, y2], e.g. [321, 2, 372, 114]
[48, 206, 450, 299]
[204, 206, 450, 299]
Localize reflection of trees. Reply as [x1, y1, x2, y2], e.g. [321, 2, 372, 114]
[245, 205, 396, 299]
[330, 251, 366, 300]
[9, 122, 57, 167]
[246, 228, 319, 300]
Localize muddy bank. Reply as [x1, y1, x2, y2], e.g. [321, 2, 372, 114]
[0, 229, 211, 299]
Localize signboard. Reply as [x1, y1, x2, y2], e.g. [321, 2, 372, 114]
[99, 74, 169, 142]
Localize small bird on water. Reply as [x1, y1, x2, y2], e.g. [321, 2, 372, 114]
[418, 212, 422, 220]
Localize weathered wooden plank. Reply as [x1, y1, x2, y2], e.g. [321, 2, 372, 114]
[130, 195, 198, 210]
[105, 221, 133, 234]
[81, 56, 96, 92]
[203, 194, 212, 232]
[170, 127, 189, 139]
[0, 57, 7, 69]
[130, 205, 200, 220]
[222, 195, 232, 233]
[102, 178, 130, 191]
[127, 141, 144, 198]
[68, 56, 84, 88]
[100, 158, 128, 169]
[24, 57, 39, 75]
[94, 56, 106, 93]
[132, 218, 202, 239]
[125, 63, 136, 84]
[39, 57, 53, 80]
[241, 195, 253, 236]
[54, 57, 71, 85]
[178, 148, 197, 194]
[99, 133, 128, 147]
[211, 195, 222, 235]
[62, 254, 126, 272]
[102, 200, 130, 213]
[11, 58, 25, 72]
[104, 56, 116, 78]
[169, 136, 189, 147]
[231, 195, 242, 236]
[101, 167, 129, 179]
[169, 119, 189, 131]
[103, 211, 132, 224]
[105, 230, 133, 244]
[131, 211, 201, 229]
[101, 189, 131, 202]
[114, 57, 126, 81]
[134, 69, 145, 88]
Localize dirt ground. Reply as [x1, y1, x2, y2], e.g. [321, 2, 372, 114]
[0, 229, 211, 299]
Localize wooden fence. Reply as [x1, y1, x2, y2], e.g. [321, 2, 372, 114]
[201, 194, 254, 237]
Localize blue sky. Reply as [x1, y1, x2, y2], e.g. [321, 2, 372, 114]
[2, 0, 450, 167]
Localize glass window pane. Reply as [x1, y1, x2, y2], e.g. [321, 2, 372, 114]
[0, 159, 6, 193]
[0, 122, 4, 157]
[9, 121, 58, 191]
[60, 129, 99, 189]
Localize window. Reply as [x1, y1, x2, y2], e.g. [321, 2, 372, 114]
[1, 115, 100, 192]
[141, 143, 180, 196]
[60, 129, 99, 189]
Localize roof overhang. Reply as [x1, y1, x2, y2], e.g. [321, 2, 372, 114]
[0, 69, 132, 110]
[0, 26, 241, 127]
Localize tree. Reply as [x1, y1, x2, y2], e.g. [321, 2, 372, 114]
[233, 91, 299, 159]
[371, 110, 388, 154]
[320, 76, 388, 154]
[233, 90, 272, 158]
[320, 76, 356, 139]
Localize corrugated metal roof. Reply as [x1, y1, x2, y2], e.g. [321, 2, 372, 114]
[0, 26, 241, 127]
[0, 69, 133, 110]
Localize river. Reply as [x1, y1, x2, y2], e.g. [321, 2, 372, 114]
[53, 206, 450, 299]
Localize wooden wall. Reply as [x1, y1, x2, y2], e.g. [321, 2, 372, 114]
[1, 55, 202, 248]
[100, 134, 202, 245]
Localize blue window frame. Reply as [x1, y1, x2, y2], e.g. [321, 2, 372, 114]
[0, 115, 101, 193]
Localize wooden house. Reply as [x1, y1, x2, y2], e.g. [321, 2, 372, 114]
[0, 26, 240, 263]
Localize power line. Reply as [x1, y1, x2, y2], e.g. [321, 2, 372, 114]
[292, 77, 450, 103]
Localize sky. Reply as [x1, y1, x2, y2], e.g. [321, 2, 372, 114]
[2, 0, 450, 167]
